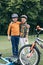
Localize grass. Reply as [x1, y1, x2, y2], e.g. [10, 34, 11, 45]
[0, 36, 12, 57]
[0, 34, 43, 65]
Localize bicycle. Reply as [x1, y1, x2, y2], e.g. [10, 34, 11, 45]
[19, 29, 43, 65]
[0, 53, 19, 65]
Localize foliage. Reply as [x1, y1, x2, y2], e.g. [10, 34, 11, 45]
[0, 0, 43, 35]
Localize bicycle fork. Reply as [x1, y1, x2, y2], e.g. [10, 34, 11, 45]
[30, 42, 36, 52]
[30, 39, 43, 52]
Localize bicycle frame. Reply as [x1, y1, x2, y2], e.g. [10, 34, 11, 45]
[35, 38, 43, 45]
[19, 28, 43, 65]
[30, 29, 43, 51]
[0, 56, 13, 65]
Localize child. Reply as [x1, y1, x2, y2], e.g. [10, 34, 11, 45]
[19, 15, 30, 54]
[7, 13, 21, 58]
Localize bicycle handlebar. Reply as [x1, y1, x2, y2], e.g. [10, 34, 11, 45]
[35, 29, 42, 37]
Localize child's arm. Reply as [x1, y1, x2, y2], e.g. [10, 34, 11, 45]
[26, 24, 30, 29]
[7, 22, 12, 40]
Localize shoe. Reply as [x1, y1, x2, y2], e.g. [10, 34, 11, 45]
[10, 55, 18, 62]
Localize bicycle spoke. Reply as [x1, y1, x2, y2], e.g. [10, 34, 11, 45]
[19, 46, 39, 65]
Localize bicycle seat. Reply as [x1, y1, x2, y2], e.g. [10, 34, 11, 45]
[0, 53, 2, 57]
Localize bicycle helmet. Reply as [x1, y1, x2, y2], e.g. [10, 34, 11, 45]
[12, 13, 18, 18]
[21, 15, 27, 19]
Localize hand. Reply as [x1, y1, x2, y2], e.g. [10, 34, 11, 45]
[8, 35, 11, 41]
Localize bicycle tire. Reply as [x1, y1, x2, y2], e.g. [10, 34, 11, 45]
[19, 44, 40, 65]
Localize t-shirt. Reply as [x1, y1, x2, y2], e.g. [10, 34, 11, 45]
[20, 23, 29, 37]
[7, 21, 21, 36]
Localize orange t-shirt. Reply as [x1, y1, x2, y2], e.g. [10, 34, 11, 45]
[7, 21, 21, 36]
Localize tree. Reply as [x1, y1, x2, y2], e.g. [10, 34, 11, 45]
[0, 0, 43, 35]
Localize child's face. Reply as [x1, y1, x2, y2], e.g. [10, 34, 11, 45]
[12, 18, 18, 22]
[21, 18, 26, 23]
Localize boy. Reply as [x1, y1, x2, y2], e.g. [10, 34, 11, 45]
[7, 13, 21, 58]
[19, 15, 30, 54]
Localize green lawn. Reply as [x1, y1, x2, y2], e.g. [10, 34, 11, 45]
[0, 35, 43, 65]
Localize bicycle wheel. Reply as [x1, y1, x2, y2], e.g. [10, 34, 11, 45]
[19, 44, 40, 65]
